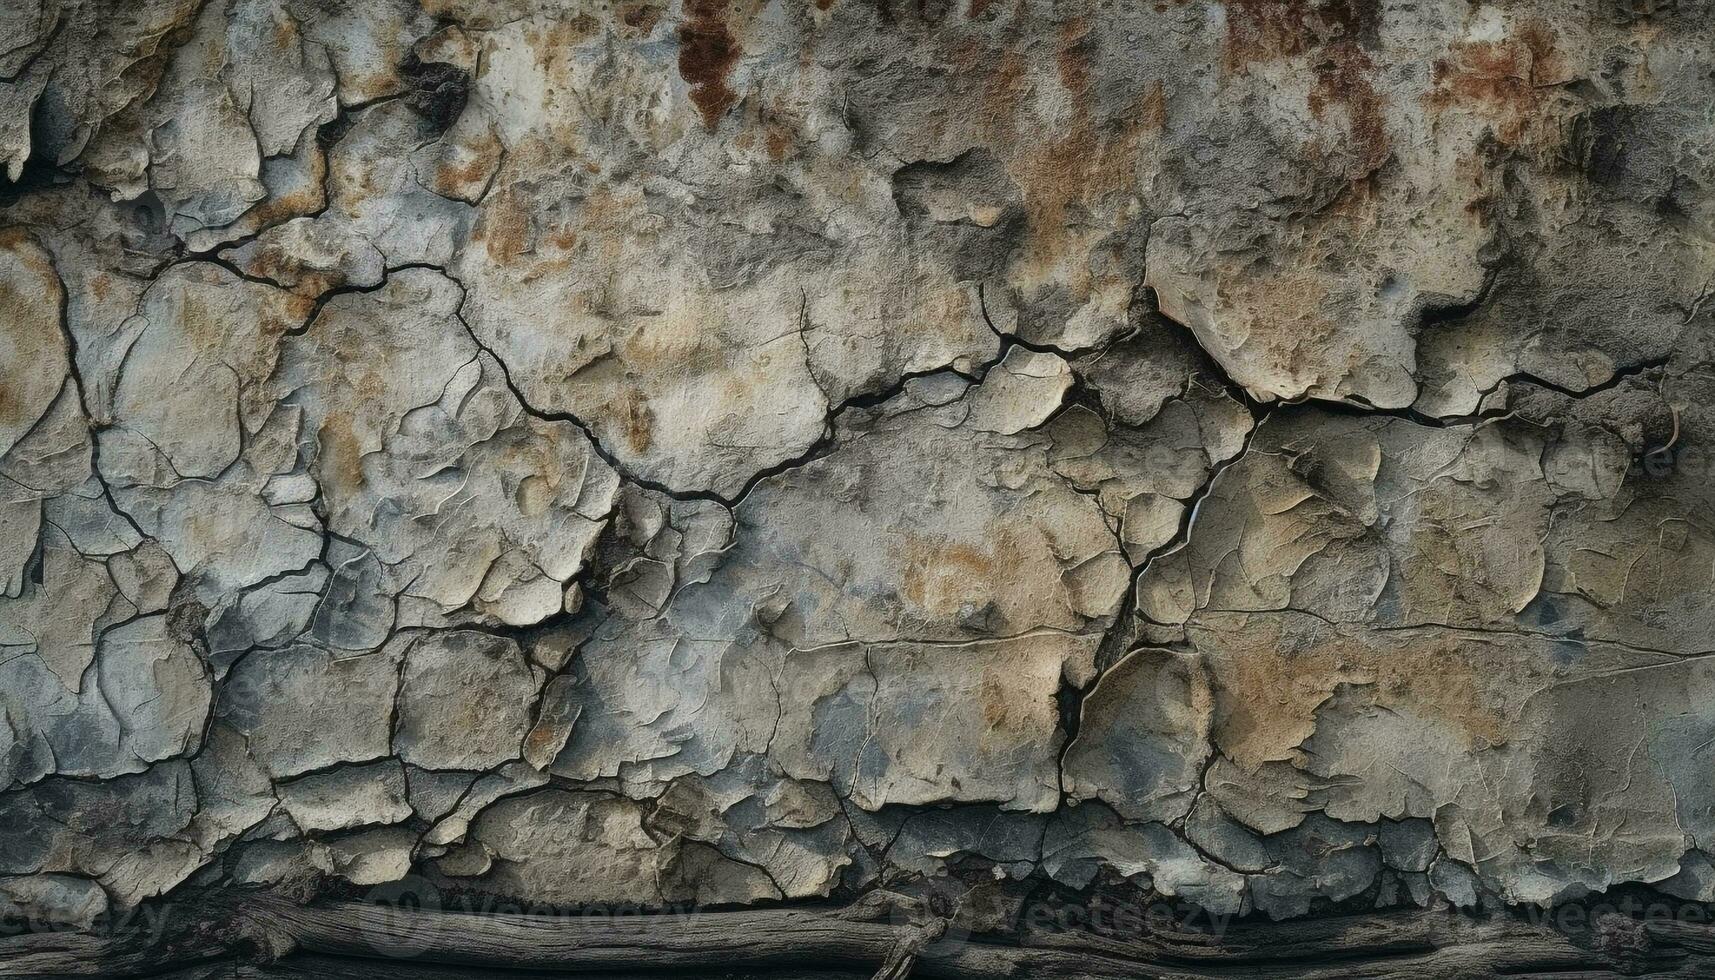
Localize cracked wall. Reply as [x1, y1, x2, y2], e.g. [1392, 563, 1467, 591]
[3, 0, 1715, 949]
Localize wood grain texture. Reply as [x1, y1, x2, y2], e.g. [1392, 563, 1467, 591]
[4, 892, 1713, 979]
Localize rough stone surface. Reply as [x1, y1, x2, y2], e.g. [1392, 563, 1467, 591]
[3, 0, 1715, 957]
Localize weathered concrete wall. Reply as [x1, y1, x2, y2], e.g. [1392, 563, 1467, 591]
[3, 0, 1715, 962]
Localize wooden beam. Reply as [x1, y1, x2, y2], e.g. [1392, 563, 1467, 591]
[3, 890, 1712, 979]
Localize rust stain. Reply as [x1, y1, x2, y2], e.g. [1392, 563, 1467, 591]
[0, 231, 69, 436]
[1139, 79, 1168, 132]
[244, 149, 327, 232]
[284, 293, 316, 324]
[1212, 621, 1520, 770]
[526, 15, 599, 73]
[432, 129, 502, 199]
[243, 246, 295, 286]
[0, 282, 27, 428]
[524, 723, 561, 760]
[476, 190, 532, 263]
[1056, 20, 1092, 97]
[175, 288, 227, 355]
[1222, 0, 1378, 71]
[979, 669, 1025, 733]
[765, 121, 793, 161]
[1426, 37, 1543, 144]
[1212, 1, 1394, 181]
[618, 392, 655, 453]
[984, 47, 1033, 115]
[678, 0, 741, 129]
[319, 415, 367, 491]
[1515, 19, 1564, 84]
[899, 536, 1002, 612]
[543, 222, 579, 252]
[1429, 40, 1535, 109]
[1308, 45, 1389, 175]
[982, 35, 1152, 293]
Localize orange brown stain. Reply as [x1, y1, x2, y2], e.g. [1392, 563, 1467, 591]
[1426, 37, 1542, 144]
[243, 245, 297, 286]
[527, 15, 598, 74]
[1209, 1, 1394, 183]
[0, 228, 59, 286]
[543, 223, 579, 252]
[253, 149, 327, 227]
[0, 233, 68, 435]
[1003, 52, 1152, 286]
[1429, 40, 1534, 108]
[284, 293, 317, 324]
[0, 281, 25, 427]
[171, 283, 228, 355]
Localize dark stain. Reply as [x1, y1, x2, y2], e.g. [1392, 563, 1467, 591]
[1658, 171, 1699, 225]
[0, 97, 71, 208]
[1549, 637, 1588, 665]
[678, 0, 741, 129]
[165, 583, 211, 650]
[1612, 0, 1682, 25]
[1565, 105, 1638, 185]
[891, 148, 1026, 281]
[401, 52, 470, 134]
[915, 0, 958, 21]
[867, 0, 952, 22]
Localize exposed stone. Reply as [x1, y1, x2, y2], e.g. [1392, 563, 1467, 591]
[394, 630, 537, 771]
[3, 0, 1714, 957]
